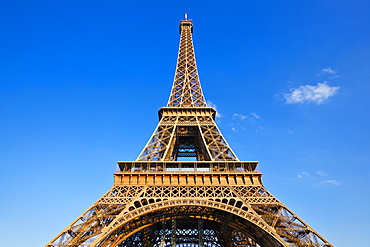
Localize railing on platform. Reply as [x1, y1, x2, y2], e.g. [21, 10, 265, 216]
[117, 161, 259, 173]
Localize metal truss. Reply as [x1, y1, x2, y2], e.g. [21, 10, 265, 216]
[113, 218, 259, 247]
[167, 19, 206, 107]
[46, 16, 333, 247]
[47, 180, 332, 247]
[138, 110, 238, 161]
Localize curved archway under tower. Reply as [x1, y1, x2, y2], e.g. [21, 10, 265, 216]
[92, 202, 285, 247]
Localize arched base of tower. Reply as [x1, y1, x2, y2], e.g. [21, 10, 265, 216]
[116, 218, 260, 247]
[95, 205, 284, 247]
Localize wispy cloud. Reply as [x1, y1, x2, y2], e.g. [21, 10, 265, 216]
[297, 171, 310, 178]
[316, 170, 327, 176]
[232, 113, 248, 120]
[233, 112, 260, 121]
[284, 82, 339, 104]
[229, 123, 246, 132]
[207, 101, 222, 118]
[319, 180, 340, 186]
[230, 112, 261, 131]
[251, 112, 260, 119]
[297, 170, 339, 186]
[321, 67, 336, 75]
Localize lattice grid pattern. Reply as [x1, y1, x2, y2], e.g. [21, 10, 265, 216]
[137, 116, 238, 161]
[48, 184, 331, 247]
[167, 20, 206, 107]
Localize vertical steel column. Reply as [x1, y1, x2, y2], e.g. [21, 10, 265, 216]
[171, 219, 177, 247]
[161, 220, 166, 247]
[198, 218, 204, 247]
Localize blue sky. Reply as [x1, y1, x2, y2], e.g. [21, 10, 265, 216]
[1, 1, 369, 246]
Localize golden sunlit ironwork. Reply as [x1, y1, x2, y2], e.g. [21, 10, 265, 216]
[46, 16, 333, 247]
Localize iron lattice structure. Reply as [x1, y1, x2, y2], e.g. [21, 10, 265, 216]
[47, 17, 333, 247]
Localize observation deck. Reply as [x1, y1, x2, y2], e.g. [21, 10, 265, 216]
[114, 161, 262, 186]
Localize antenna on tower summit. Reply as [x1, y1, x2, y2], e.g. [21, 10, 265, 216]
[184, 13, 188, 20]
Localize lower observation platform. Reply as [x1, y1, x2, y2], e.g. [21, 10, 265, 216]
[115, 161, 262, 186]
[117, 161, 258, 173]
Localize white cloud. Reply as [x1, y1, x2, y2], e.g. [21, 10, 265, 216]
[284, 82, 339, 104]
[321, 67, 336, 74]
[297, 171, 310, 178]
[233, 112, 260, 120]
[251, 112, 260, 119]
[207, 101, 222, 118]
[229, 123, 245, 132]
[297, 170, 339, 186]
[320, 180, 340, 186]
[316, 170, 327, 176]
[232, 113, 248, 120]
[317, 67, 339, 78]
[230, 112, 261, 132]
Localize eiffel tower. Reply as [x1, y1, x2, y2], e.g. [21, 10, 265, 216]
[47, 16, 333, 247]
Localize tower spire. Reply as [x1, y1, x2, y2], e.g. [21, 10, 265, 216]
[137, 20, 237, 161]
[167, 18, 206, 107]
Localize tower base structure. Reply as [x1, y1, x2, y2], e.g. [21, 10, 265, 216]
[48, 161, 332, 247]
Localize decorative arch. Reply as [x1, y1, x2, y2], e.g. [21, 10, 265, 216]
[91, 199, 286, 247]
